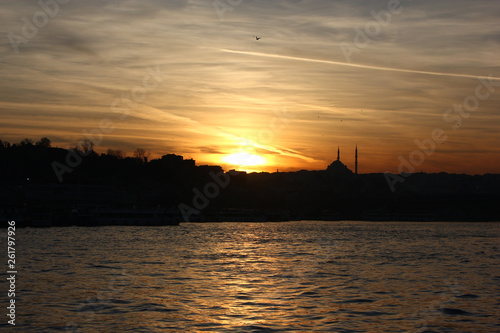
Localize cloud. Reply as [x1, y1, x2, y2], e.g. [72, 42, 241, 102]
[1, 0, 499, 173]
[198, 146, 225, 154]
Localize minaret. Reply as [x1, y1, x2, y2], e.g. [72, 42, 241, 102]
[337, 146, 340, 161]
[355, 145, 358, 175]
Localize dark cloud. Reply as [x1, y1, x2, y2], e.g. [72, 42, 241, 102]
[198, 146, 225, 154]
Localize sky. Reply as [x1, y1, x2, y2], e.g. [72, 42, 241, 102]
[1, 0, 499, 174]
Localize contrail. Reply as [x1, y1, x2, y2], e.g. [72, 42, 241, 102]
[221, 49, 500, 81]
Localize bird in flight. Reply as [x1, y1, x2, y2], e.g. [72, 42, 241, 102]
[253, 36, 261, 40]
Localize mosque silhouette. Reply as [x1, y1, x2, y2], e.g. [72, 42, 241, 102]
[326, 146, 358, 175]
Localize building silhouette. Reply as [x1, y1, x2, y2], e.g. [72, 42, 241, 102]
[327, 146, 353, 175]
[355, 145, 358, 175]
[326, 146, 358, 175]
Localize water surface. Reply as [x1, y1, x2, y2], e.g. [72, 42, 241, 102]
[7, 221, 500, 332]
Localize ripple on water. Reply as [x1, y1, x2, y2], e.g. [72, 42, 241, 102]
[440, 308, 472, 315]
[456, 293, 479, 299]
[16, 222, 500, 332]
[337, 298, 376, 304]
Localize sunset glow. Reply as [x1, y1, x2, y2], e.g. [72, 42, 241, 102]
[1, 1, 499, 174]
[224, 152, 266, 169]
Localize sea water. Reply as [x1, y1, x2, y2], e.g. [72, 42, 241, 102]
[4, 221, 500, 332]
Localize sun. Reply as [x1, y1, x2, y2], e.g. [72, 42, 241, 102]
[223, 152, 266, 168]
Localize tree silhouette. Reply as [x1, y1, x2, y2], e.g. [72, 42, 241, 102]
[36, 137, 51, 148]
[80, 139, 94, 154]
[133, 148, 149, 162]
[20, 138, 34, 146]
[106, 148, 125, 159]
[0, 139, 10, 148]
